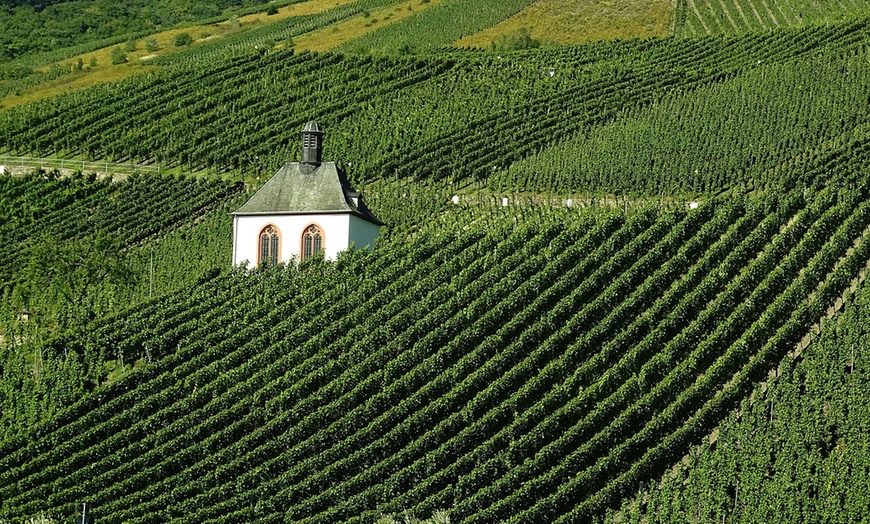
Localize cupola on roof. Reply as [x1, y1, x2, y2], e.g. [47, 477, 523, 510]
[230, 121, 382, 266]
[301, 119, 324, 165]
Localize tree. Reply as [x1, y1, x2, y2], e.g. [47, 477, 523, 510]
[20, 232, 137, 333]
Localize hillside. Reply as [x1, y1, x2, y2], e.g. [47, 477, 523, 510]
[602, 279, 870, 523]
[1, 189, 869, 523]
[2, 1, 870, 522]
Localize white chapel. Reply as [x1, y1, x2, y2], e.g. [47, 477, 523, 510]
[231, 121, 383, 266]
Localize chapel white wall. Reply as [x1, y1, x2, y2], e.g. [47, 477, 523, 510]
[233, 214, 356, 266]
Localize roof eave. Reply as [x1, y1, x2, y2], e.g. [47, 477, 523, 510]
[230, 209, 384, 226]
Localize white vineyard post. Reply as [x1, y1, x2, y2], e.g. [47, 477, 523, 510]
[149, 246, 154, 298]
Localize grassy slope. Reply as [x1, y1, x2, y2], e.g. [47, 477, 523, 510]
[0, 0, 366, 109]
[453, 0, 673, 48]
[334, 0, 541, 54]
[293, 0, 450, 52]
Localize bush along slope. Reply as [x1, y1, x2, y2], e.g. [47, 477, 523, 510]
[1, 187, 869, 522]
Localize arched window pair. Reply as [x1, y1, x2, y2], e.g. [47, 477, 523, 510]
[257, 223, 324, 264]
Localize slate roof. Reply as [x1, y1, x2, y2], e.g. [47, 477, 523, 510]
[231, 161, 383, 225]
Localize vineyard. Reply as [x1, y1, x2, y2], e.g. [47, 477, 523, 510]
[676, 0, 870, 36]
[0, 170, 240, 285]
[0, 171, 243, 437]
[1, 14, 869, 195]
[2, 1, 870, 522]
[0, 186, 868, 522]
[490, 46, 870, 195]
[603, 274, 870, 523]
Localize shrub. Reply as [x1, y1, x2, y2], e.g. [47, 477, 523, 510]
[490, 27, 540, 51]
[110, 46, 128, 64]
[145, 37, 160, 52]
[174, 32, 193, 47]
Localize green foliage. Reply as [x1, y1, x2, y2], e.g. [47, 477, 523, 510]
[676, 0, 870, 36]
[0, 0, 307, 64]
[2, 16, 868, 194]
[604, 275, 870, 523]
[489, 27, 540, 51]
[378, 509, 451, 523]
[174, 32, 194, 47]
[144, 36, 159, 52]
[0, 170, 243, 346]
[149, 0, 408, 65]
[110, 46, 127, 64]
[1, 6, 870, 524]
[0, 172, 242, 442]
[490, 47, 870, 195]
[0, 514, 56, 524]
[0, 63, 34, 81]
[18, 232, 136, 329]
[339, 0, 538, 54]
[0, 189, 868, 522]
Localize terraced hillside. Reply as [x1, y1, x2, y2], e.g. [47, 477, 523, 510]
[1, 187, 869, 522]
[676, 0, 870, 36]
[0, 172, 244, 438]
[4, 0, 867, 110]
[604, 281, 870, 523]
[3, 2, 870, 523]
[2, 15, 869, 195]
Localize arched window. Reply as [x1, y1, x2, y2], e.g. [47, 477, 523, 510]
[258, 225, 280, 265]
[301, 224, 324, 261]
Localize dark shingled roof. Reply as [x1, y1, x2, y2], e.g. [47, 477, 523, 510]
[231, 161, 383, 225]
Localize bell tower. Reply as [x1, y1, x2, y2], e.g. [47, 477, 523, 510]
[301, 120, 324, 165]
